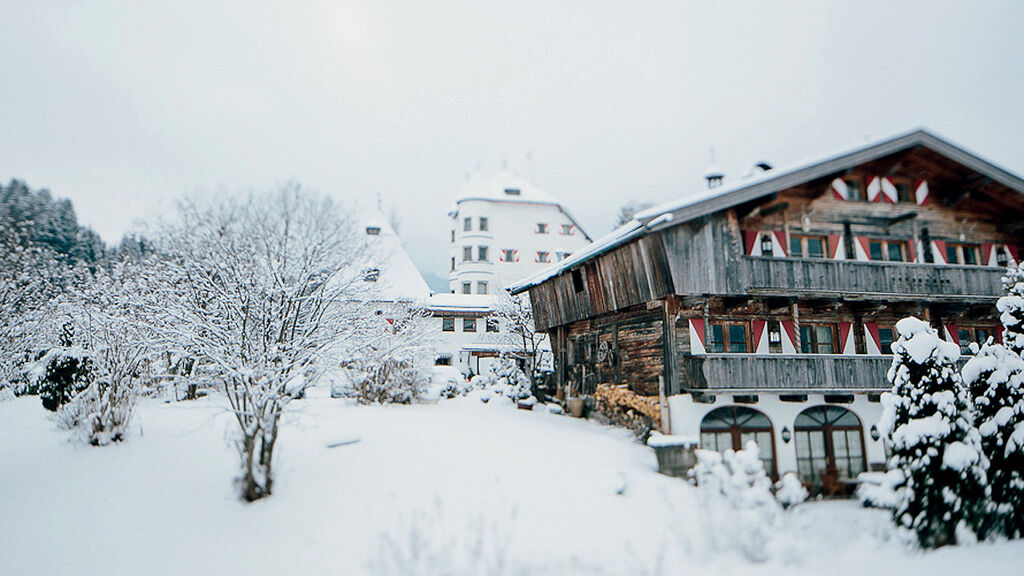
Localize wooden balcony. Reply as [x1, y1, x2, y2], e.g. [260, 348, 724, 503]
[740, 257, 1005, 301]
[679, 354, 895, 392]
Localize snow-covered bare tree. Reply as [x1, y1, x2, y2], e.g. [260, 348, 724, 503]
[493, 291, 547, 396]
[155, 184, 366, 501]
[964, 263, 1024, 539]
[616, 201, 653, 227]
[880, 317, 988, 548]
[339, 303, 435, 404]
[54, 259, 160, 445]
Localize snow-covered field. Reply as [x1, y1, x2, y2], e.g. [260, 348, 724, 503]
[2, 389, 1022, 576]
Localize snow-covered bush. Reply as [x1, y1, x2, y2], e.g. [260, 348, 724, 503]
[962, 264, 1024, 539]
[999, 262, 1024, 356]
[432, 366, 472, 400]
[774, 472, 808, 509]
[880, 317, 988, 548]
[691, 442, 781, 562]
[37, 323, 93, 412]
[856, 469, 902, 509]
[348, 353, 431, 404]
[488, 356, 531, 401]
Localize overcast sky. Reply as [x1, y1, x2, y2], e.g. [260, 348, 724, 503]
[3, 1, 1023, 287]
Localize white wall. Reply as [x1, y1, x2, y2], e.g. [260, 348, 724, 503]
[449, 198, 590, 293]
[667, 392, 887, 477]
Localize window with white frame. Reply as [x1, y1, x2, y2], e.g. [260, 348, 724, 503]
[537, 251, 550, 263]
[501, 249, 516, 262]
[535, 223, 548, 234]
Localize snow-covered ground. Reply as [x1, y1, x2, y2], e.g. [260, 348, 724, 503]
[2, 389, 1022, 575]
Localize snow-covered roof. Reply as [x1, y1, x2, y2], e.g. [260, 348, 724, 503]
[510, 128, 1024, 294]
[351, 209, 431, 303]
[454, 170, 593, 242]
[457, 170, 557, 205]
[424, 293, 496, 313]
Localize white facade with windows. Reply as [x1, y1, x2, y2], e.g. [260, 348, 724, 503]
[448, 171, 592, 294]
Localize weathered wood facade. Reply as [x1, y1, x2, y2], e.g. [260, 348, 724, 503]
[515, 131, 1024, 400]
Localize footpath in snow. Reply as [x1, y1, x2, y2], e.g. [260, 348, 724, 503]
[1, 389, 1023, 575]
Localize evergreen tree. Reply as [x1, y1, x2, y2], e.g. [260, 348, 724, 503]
[880, 317, 988, 548]
[964, 263, 1024, 539]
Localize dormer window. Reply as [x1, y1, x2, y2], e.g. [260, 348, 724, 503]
[504, 188, 521, 196]
[363, 268, 380, 282]
[365, 226, 381, 235]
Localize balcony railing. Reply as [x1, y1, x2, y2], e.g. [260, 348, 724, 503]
[679, 354, 896, 392]
[741, 257, 1005, 300]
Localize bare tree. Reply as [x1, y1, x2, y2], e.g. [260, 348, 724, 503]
[492, 291, 547, 397]
[154, 184, 366, 501]
[616, 201, 653, 227]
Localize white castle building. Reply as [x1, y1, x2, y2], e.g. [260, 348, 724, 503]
[428, 171, 592, 375]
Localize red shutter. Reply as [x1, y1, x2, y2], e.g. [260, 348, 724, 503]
[864, 323, 881, 354]
[752, 320, 767, 353]
[995, 326, 1004, 344]
[781, 321, 796, 353]
[838, 322, 854, 354]
[831, 178, 848, 200]
[827, 234, 842, 259]
[907, 239, 917, 263]
[773, 231, 787, 256]
[1007, 244, 1020, 264]
[743, 230, 759, 255]
[932, 240, 947, 264]
[880, 177, 897, 203]
[855, 236, 872, 261]
[982, 242, 994, 266]
[690, 319, 706, 354]
[945, 324, 959, 346]
[914, 179, 930, 205]
[866, 176, 881, 202]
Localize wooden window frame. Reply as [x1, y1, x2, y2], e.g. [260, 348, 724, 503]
[800, 323, 837, 354]
[708, 322, 749, 353]
[945, 242, 981, 266]
[790, 234, 827, 259]
[463, 318, 477, 332]
[843, 175, 864, 201]
[441, 318, 455, 332]
[891, 176, 913, 203]
[537, 251, 550, 263]
[867, 238, 907, 262]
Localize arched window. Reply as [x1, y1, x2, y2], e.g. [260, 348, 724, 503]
[700, 406, 776, 478]
[794, 406, 865, 485]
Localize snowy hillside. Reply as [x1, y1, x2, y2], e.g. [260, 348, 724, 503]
[1, 389, 1022, 576]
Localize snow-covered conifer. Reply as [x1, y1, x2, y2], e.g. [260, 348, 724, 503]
[963, 263, 1024, 539]
[880, 317, 988, 548]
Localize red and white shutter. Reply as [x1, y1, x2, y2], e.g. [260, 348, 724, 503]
[514, 249, 520, 263]
[931, 240, 948, 264]
[914, 180, 930, 205]
[866, 176, 882, 202]
[853, 236, 871, 261]
[752, 320, 768, 354]
[743, 230, 760, 256]
[780, 321, 797, 354]
[907, 239, 919, 263]
[944, 324, 959, 346]
[689, 319, 707, 355]
[983, 243, 996, 267]
[864, 323, 882, 355]
[879, 177, 898, 203]
[827, 234, 846, 260]
[838, 322, 856, 355]
[831, 178, 849, 200]
[771, 231, 787, 256]
[1006, 244, 1020, 266]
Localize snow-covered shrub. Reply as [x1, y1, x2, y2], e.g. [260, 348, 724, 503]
[962, 265, 1024, 539]
[774, 472, 808, 509]
[487, 356, 531, 401]
[431, 366, 472, 400]
[55, 372, 140, 446]
[348, 352, 431, 405]
[999, 262, 1024, 356]
[691, 441, 781, 562]
[37, 336, 93, 412]
[856, 469, 902, 509]
[880, 317, 989, 548]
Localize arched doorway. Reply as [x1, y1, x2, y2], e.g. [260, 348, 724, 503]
[700, 406, 777, 478]
[794, 405, 866, 485]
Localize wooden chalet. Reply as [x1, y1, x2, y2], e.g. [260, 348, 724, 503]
[509, 129, 1024, 489]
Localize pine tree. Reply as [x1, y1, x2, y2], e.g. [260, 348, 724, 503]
[965, 263, 1024, 539]
[880, 317, 988, 548]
